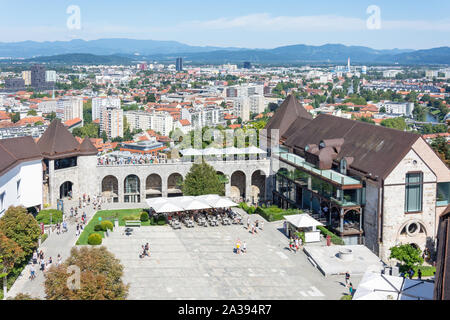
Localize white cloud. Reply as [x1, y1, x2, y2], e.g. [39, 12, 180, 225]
[183, 13, 450, 33]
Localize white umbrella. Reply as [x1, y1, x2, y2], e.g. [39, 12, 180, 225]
[178, 199, 211, 211]
[245, 146, 267, 154]
[209, 197, 239, 208]
[146, 198, 168, 208]
[180, 148, 203, 156]
[203, 148, 224, 156]
[153, 202, 184, 213]
[197, 194, 222, 202]
[223, 147, 245, 155]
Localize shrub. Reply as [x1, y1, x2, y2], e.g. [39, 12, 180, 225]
[140, 212, 149, 222]
[123, 215, 140, 221]
[390, 244, 424, 268]
[157, 220, 166, 226]
[295, 231, 306, 244]
[100, 221, 114, 231]
[94, 224, 103, 232]
[317, 226, 345, 245]
[341, 295, 352, 300]
[36, 210, 63, 225]
[87, 233, 102, 245]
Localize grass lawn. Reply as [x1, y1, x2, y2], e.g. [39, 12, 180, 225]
[76, 209, 147, 245]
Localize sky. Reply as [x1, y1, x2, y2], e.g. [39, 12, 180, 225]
[1, 0, 449, 50]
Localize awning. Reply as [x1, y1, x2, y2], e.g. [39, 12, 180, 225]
[284, 214, 324, 228]
[353, 270, 435, 300]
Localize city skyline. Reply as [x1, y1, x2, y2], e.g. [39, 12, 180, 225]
[0, 0, 449, 50]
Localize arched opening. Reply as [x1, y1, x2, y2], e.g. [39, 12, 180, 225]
[124, 175, 140, 203]
[102, 176, 119, 203]
[251, 170, 266, 205]
[146, 174, 162, 199]
[59, 181, 73, 199]
[168, 173, 183, 198]
[231, 171, 246, 202]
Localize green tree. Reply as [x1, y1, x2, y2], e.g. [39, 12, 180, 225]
[389, 244, 424, 268]
[44, 246, 129, 300]
[182, 161, 225, 196]
[0, 206, 41, 257]
[101, 131, 108, 143]
[0, 231, 24, 297]
[379, 107, 386, 113]
[380, 118, 407, 131]
[27, 109, 37, 116]
[10, 112, 20, 123]
[431, 136, 450, 167]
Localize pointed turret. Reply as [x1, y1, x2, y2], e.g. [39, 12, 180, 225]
[37, 119, 81, 159]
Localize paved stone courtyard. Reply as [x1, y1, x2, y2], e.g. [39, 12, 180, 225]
[103, 214, 362, 300]
[6, 202, 362, 300]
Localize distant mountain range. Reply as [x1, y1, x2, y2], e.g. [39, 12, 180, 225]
[0, 39, 449, 65]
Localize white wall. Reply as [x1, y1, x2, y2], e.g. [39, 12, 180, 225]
[0, 159, 43, 217]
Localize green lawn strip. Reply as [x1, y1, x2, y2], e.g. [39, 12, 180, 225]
[76, 209, 144, 245]
[399, 265, 436, 278]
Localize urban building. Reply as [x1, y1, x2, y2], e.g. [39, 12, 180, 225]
[45, 70, 57, 82]
[100, 107, 124, 139]
[377, 101, 415, 117]
[176, 58, 183, 72]
[22, 71, 31, 86]
[0, 136, 43, 217]
[56, 97, 83, 124]
[266, 95, 450, 261]
[92, 97, 121, 121]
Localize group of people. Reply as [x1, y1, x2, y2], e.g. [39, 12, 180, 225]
[30, 250, 62, 280]
[54, 221, 68, 235]
[140, 243, 150, 258]
[401, 268, 423, 280]
[235, 239, 247, 255]
[288, 236, 303, 253]
[246, 217, 263, 235]
[97, 155, 166, 166]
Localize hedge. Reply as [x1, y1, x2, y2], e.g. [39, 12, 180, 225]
[88, 233, 102, 245]
[100, 220, 114, 231]
[317, 226, 345, 245]
[140, 212, 149, 222]
[36, 209, 63, 225]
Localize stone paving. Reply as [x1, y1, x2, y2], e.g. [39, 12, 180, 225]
[103, 212, 362, 300]
[6, 203, 362, 300]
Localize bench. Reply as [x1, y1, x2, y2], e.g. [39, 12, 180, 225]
[125, 220, 141, 228]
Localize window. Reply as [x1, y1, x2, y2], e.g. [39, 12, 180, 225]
[437, 182, 450, 206]
[16, 179, 21, 199]
[405, 173, 423, 213]
[0, 192, 5, 213]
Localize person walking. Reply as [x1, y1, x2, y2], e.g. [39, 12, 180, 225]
[348, 283, 354, 296]
[32, 250, 38, 265]
[57, 254, 62, 267]
[242, 241, 247, 254]
[30, 265, 36, 280]
[247, 218, 250, 230]
[40, 259, 46, 272]
[236, 240, 241, 255]
[289, 237, 294, 252]
[260, 221, 264, 231]
[418, 269, 422, 281]
[345, 271, 351, 286]
[294, 238, 299, 253]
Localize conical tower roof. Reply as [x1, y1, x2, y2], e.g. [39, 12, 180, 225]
[37, 119, 81, 159]
[79, 138, 99, 156]
[265, 94, 313, 138]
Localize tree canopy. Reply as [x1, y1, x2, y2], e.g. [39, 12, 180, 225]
[0, 206, 41, 257]
[182, 161, 225, 196]
[389, 244, 424, 268]
[44, 246, 129, 300]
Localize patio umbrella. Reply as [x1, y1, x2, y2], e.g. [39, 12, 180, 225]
[178, 199, 212, 211]
[207, 197, 239, 208]
[146, 198, 169, 208]
[203, 148, 224, 156]
[180, 148, 203, 156]
[153, 202, 184, 213]
[197, 194, 222, 202]
[245, 146, 267, 154]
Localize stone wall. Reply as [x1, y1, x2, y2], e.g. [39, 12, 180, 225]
[380, 149, 438, 262]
